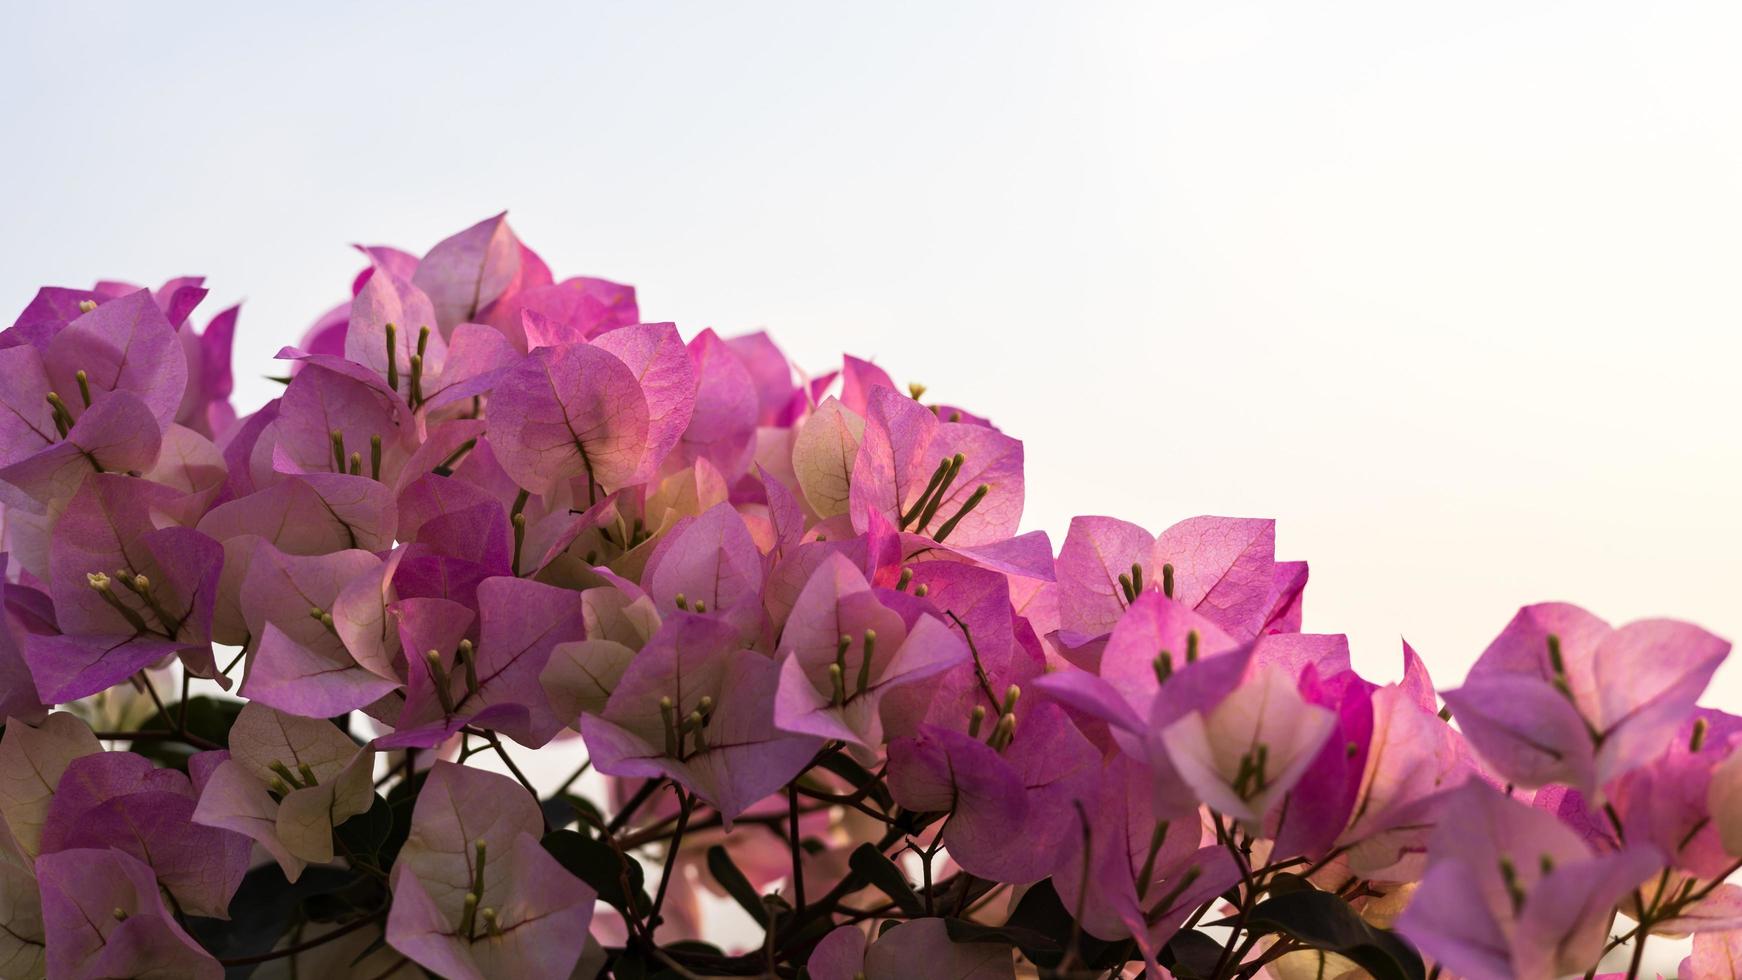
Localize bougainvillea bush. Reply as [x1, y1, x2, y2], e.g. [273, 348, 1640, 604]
[1, 216, 1737, 980]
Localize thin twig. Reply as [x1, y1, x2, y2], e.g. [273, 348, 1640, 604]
[94, 729, 222, 751]
[607, 778, 666, 834]
[788, 783, 807, 912]
[218, 910, 385, 967]
[553, 759, 592, 797]
[648, 790, 695, 938]
[478, 729, 545, 830]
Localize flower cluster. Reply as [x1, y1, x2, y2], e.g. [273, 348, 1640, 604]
[0, 214, 1735, 980]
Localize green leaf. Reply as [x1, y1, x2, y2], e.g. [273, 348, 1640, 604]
[542, 829, 647, 912]
[1264, 871, 1314, 897]
[1161, 930, 1223, 979]
[814, 752, 894, 809]
[1244, 889, 1426, 980]
[301, 874, 388, 924]
[1003, 878, 1129, 969]
[943, 917, 1058, 952]
[542, 792, 607, 834]
[128, 697, 243, 770]
[707, 844, 771, 926]
[611, 950, 648, 980]
[379, 770, 427, 869]
[347, 931, 389, 968]
[335, 793, 393, 862]
[182, 864, 360, 972]
[847, 843, 925, 916]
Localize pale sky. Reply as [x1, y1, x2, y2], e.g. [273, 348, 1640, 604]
[4, 4, 1738, 699]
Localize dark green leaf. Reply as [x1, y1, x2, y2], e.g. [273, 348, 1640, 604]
[379, 770, 427, 869]
[666, 940, 725, 958]
[611, 950, 648, 980]
[1003, 878, 1130, 969]
[542, 829, 647, 912]
[183, 864, 361, 977]
[1161, 930, 1223, 979]
[943, 917, 1058, 952]
[542, 792, 607, 833]
[778, 907, 848, 965]
[1245, 889, 1425, 980]
[707, 844, 771, 926]
[301, 875, 387, 924]
[346, 931, 389, 968]
[335, 793, 393, 861]
[128, 697, 243, 770]
[814, 752, 894, 809]
[1265, 871, 1314, 897]
[892, 808, 945, 836]
[847, 843, 924, 916]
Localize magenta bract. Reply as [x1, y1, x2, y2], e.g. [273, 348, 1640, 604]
[0, 214, 1731, 980]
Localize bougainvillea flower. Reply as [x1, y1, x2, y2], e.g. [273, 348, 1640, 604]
[176, 303, 238, 439]
[1332, 678, 1463, 857]
[583, 613, 819, 823]
[1681, 928, 1742, 978]
[387, 761, 595, 980]
[640, 501, 766, 634]
[0, 556, 49, 724]
[725, 330, 798, 426]
[836, 354, 895, 416]
[1054, 512, 1295, 646]
[1034, 592, 1252, 818]
[341, 260, 446, 402]
[1606, 709, 1742, 880]
[1396, 780, 1663, 980]
[1151, 516, 1281, 641]
[11, 215, 1741, 980]
[589, 321, 699, 482]
[808, 917, 1017, 980]
[888, 700, 1099, 883]
[1633, 878, 1742, 935]
[198, 471, 397, 560]
[850, 385, 1024, 549]
[199, 472, 392, 649]
[26, 475, 223, 701]
[540, 583, 664, 723]
[0, 711, 101, 860]
[1054, 515, 1157, 638]
[483, 274, 637, 350]
[773, 552, 966, 746]
[1160, 663, 1337, 825]
[264, 362, 417, 483]
[0, 388, 162, 512]
[39, 751, 248, 917]
[237, 544, 401, 716]
[1710, 734, 1742, 859]
[411, 213, 539, 333]
[668, 329, 760, 484]
[1051, 755, 1241, 974]
[488, 340, 652, 498]
[150, 276, 209, 329]
[1443, 603, 1730, 792]
[379, 576, 587, 749]
[36, 846, 221, 979]
[879, 563, 1050, 744]
[534, 477, 676, 583]
[791, 395, 863, 520]
[192, 702, 373, 880]
[38, 289, 188, 430]
[0, 856, 44, 978]
[1258, 658, 1375, 862]
[4, 285, 98, 348]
